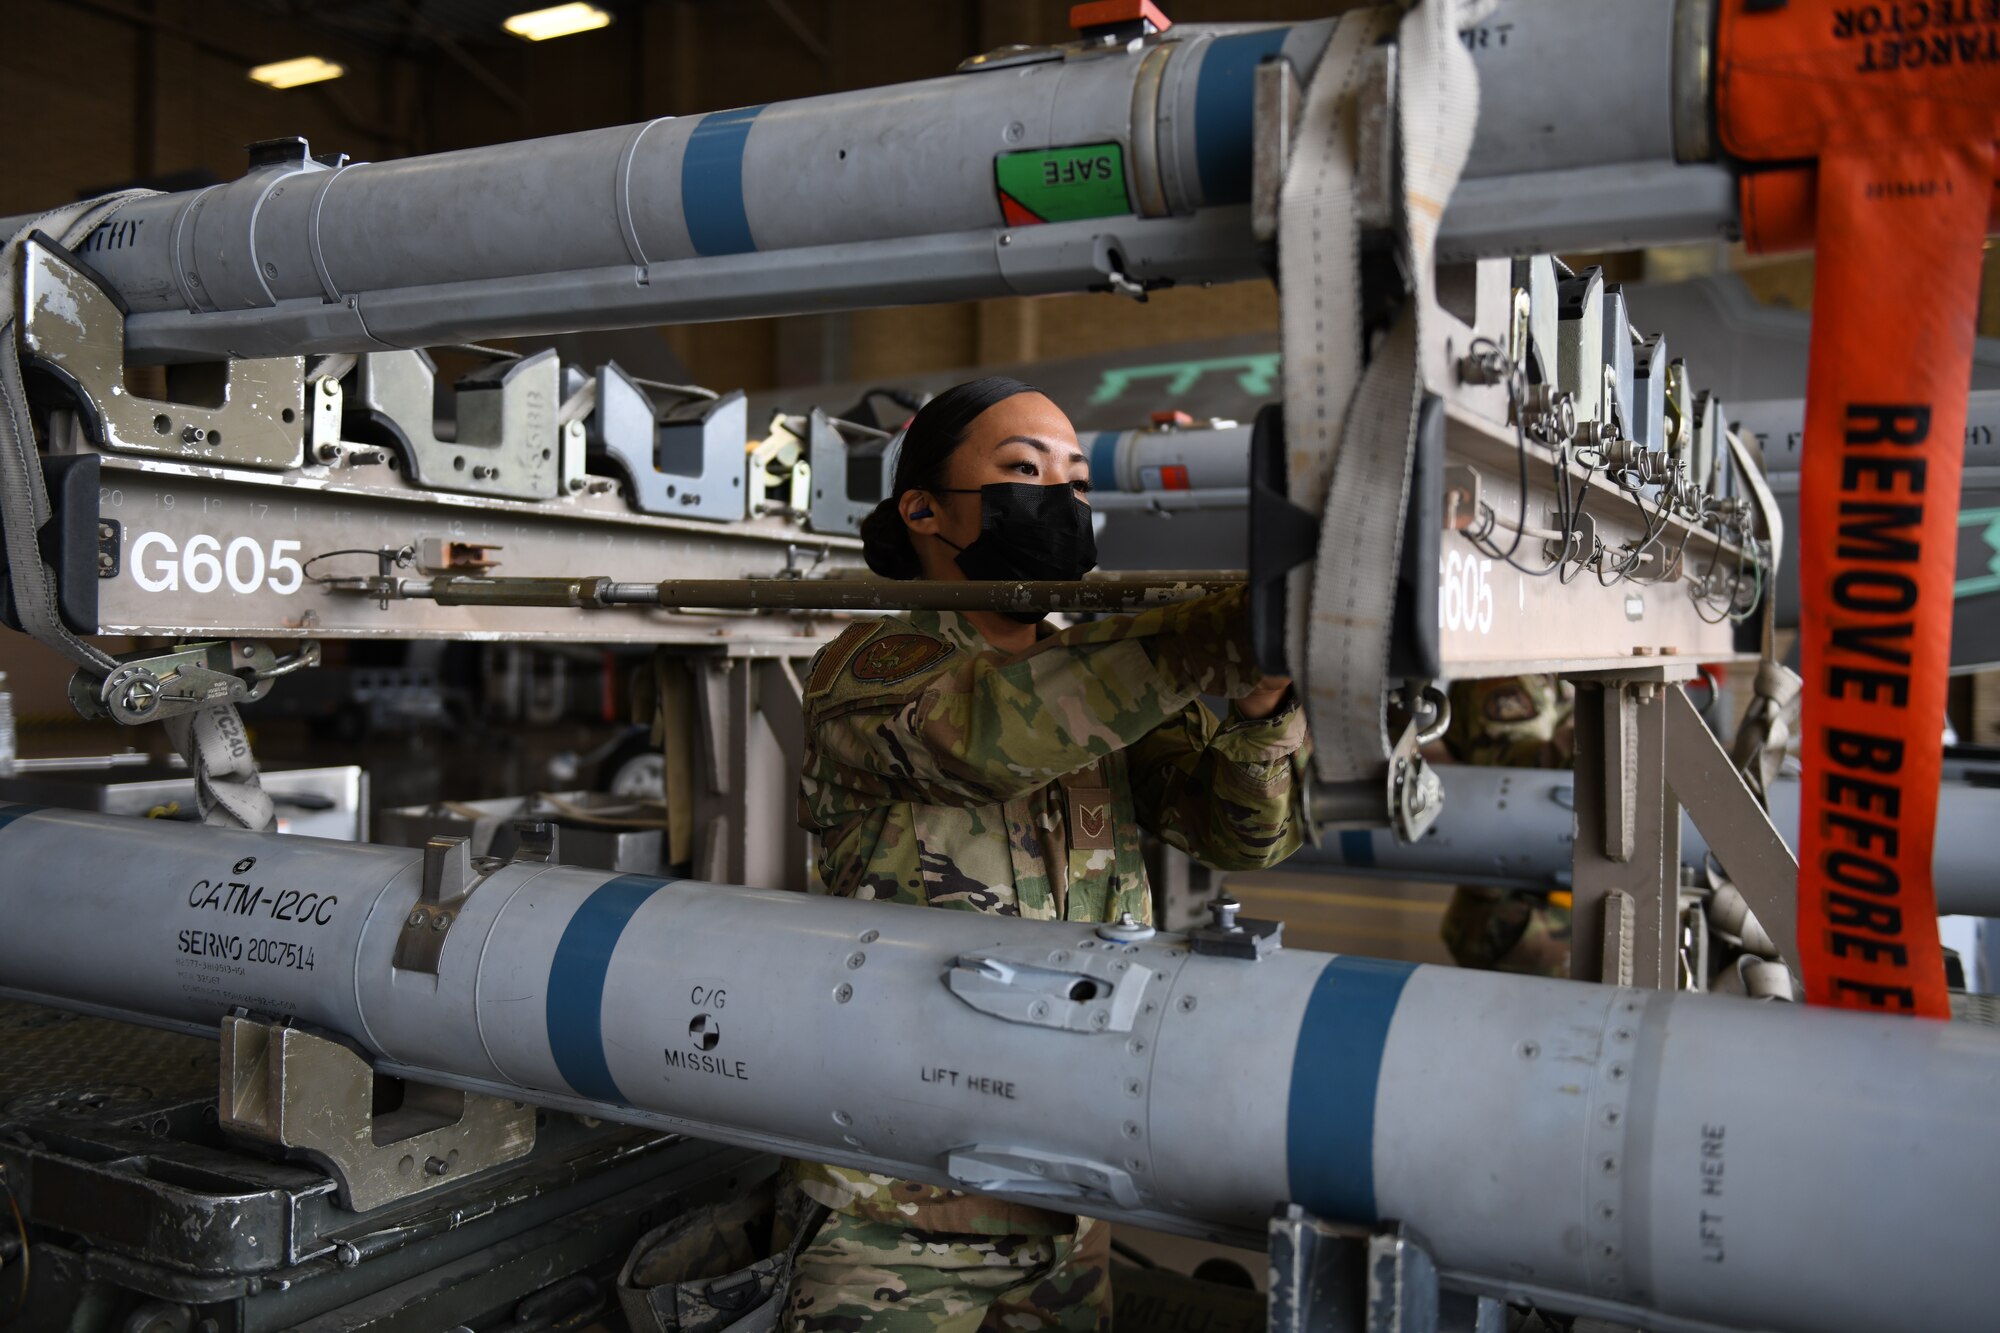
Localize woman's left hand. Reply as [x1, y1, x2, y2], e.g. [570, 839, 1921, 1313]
[1237, 677, 1294, 720]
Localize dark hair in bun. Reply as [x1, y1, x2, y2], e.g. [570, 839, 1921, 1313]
[859, 376, 1040, 580]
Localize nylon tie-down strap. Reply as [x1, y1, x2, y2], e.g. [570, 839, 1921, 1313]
[2, 198, 275, 831]
[1282, 0, 1482, 783]
[1718, 0, 1998, 1016]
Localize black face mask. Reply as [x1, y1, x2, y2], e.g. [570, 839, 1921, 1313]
[935, 482, 1098, 623]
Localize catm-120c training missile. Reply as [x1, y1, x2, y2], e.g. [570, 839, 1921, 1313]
[0, 803, 1992, 1333]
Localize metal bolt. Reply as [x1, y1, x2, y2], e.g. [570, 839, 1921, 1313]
[97, 552, 114, 570]
[181, 425, 205, 444]
[1518, 1040, 1540, 1060]
[1029, 1000, 1049, 1019]
[424, 1155, 448, 1176]
[431, 911, 452, 931]
[1176, 994, 1198, 1013]
[832, 983, 852, 1003]
[98, 522, 114, 540]
[1122, 1120, 1142, 1140]
[846, 951, 866, 969]
[1125, 1078, 1143, 1097]
[406, 909, 425, 928]
[1207, 895, 1241, 933]
[859, 929, 879, 944]
[832, 1109, 853, 1126]
[1097, 910, 1156, 944]
[1091, 1010, 1109, 1029]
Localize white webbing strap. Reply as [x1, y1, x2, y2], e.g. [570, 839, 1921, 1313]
[164, 705, 276, 830]
[1284, 0, 1482, 783]
[1278, 7, 1385, 695]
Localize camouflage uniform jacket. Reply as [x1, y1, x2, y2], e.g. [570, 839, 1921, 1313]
[792, 586, 1310, 1232]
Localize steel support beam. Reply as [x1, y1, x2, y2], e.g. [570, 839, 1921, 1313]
[1663, 685, 1800, 972]
[1569, 671, 1683, 988]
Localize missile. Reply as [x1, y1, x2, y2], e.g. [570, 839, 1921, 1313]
[0, 803, 1992, 1331]
[10, 1, 1733, 364]
[1295, 765, 2000, 919]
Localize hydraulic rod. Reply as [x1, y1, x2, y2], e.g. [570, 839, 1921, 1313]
[320, 573, 1243, 614]
[0, 804, 1992, 1333]
[7, 1, 1730, 363]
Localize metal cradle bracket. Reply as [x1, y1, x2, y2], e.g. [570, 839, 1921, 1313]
[591, 365, 747, 521]
[18, 236, 304, 470]
[349, 348, 563, 501]
[1269, 1208, 1504, 1333]
[805, 408, 895, 535]
[218, 1014, 535, 1213]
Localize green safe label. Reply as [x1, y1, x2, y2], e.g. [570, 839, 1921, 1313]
[994, 143, 1131, 225]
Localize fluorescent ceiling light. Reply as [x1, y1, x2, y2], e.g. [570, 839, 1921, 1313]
[248, 56, 345, 89]
[503, 2, 611, 41]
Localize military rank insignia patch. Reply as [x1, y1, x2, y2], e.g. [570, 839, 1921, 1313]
[850, 633, 952, 685]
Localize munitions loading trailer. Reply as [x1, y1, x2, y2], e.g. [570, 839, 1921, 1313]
[0, 1, 1994, 1330]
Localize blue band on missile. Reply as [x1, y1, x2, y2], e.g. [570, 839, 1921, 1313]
[1091, 432, 1120, 492]
[1338, 830, 1375, 868]
[1287, 955, 1415, 1223]
[683, 106, 764, 257]
[546, 873, 674, 1101]
[1195, 27, 1290, 206]
[0, 803, 39, 834]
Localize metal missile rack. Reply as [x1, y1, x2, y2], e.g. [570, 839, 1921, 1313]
[0, 9, 1813, 1333]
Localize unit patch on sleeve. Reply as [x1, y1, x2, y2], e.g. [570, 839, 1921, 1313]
[849, 633, 953, 685]
[807, 622, 876, 697]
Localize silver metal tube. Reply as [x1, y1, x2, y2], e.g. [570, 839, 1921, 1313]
[26, 4, 1729, 363]
[1458, 0, 1688, 180]
[1292, 766, 2000, 918]
[0, 804, 1992, 1333]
